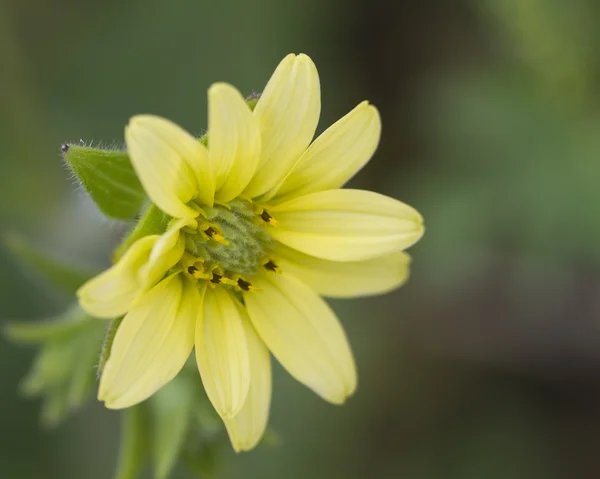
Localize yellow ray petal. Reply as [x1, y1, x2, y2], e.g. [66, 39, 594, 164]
[99, 274, 199, 408]
[208, 83, 261, 203]
[77, 235, 158, 318]
[138, 217, 196, 287]
[223, 313, 272, 453]
[244, 272, 356, 404]
[269, 189, 424, 261]
[195, 287, 250, 419]
[273, 101, 381, 200]
[273, 242, 411, 298]
[126, 115, 213, 217]
[243, 53, 320, 199]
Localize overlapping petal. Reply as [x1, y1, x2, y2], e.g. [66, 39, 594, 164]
[273, 243, 411, 298]
[244, 53, 321, 199]
[273, 101, 381, 201]
[126, 115, 213, 217]
[138, 217, 196, 287]
[268, 189, 424, 261]
[209, 83, 261, 203]
[99, 274, 199, 409]
[196, 286, 250, 419]
[77, 235, 158, 319]
[223, 315, 272, 453]
[244, 272, 356, 404]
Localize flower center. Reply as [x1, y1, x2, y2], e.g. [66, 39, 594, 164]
[182, 199, 274, 287]
[200, 200, 272, 276]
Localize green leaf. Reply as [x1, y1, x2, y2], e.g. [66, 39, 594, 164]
[66, 325, 104, 408]
[150, 376, 194, 479]
[4, 304, 92, 344]
[6, 304, 105, 427]
[3, 232, 95, 294]
[63, 144, 147, 219]
[40, 386, 69, 429]
[115, 406, 150, 479]
[113, 204, 168, 262]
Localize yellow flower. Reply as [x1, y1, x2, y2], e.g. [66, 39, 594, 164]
[77, 53, 424, 452]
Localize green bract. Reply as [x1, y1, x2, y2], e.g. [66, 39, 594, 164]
[63, 144, 147, 219]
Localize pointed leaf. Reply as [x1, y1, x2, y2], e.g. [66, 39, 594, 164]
[3, 232, 95, 294]
[63, 144, 147, 219]
[4, 304, 92, 344]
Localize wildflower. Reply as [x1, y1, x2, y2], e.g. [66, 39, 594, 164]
[77, 53, 424, 452]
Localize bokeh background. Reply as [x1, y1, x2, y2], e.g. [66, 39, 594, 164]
[3, 0, 600, 477]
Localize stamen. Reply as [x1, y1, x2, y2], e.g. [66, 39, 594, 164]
[263, 259, 281, 273]
[209, 271, 237, 286]
[200, 225, 230, 245]
[191, 265, 211, 280]
[237, 278, 260, 292]
[187, 265, 198, 275]
[259, 209, 278, 226]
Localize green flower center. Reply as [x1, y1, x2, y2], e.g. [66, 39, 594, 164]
[192, 200, 273, 277]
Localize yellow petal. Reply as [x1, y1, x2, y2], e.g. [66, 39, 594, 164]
[195, 286, 250, 419]
[138, 217, 195, 287]
[273, 101, 381, 200]
[208, 83, 261, 203]
[126, 115, 213, 217]
[223, 314, 272, 453]
[99, 274, 198, 408]
[77, 236, 159, 319]
[273, 242, 411, 298]
[269, 189, 424, 261]
[243, 54, 320, 199]
[244, 272, 356, 404]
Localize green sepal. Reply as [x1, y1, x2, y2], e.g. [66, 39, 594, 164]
[113, 204, 168, 262]
[245, 92, 261, 111]
[63, 144, 147, 220]
[114, 406, 150, 479]
[3, 232, 95, 294]
[98, 318, 122, 376]
[149, 375, 195, 479]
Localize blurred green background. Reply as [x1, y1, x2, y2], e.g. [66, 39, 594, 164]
[3, 0, 600, 477]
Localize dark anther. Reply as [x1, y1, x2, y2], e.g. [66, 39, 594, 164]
[260, 210, 274, 223]
[187, 265, 198, 275]
[237, 278, 252, 291]
[264, 260, 279, 272]
[61, 143, 70, 153]
[204, 227, 217, 237]
[211, 273, 222, 284]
